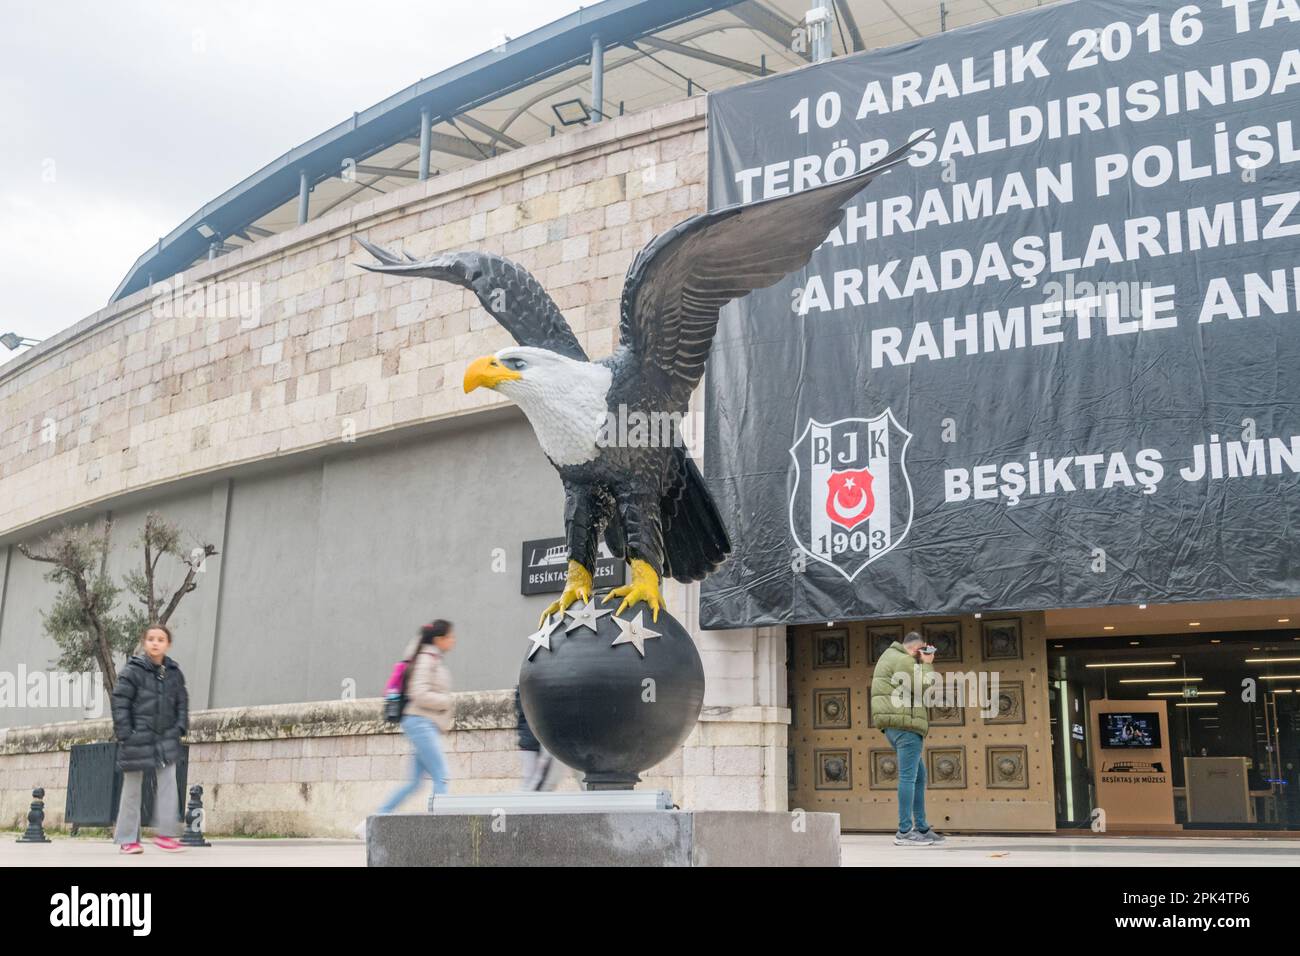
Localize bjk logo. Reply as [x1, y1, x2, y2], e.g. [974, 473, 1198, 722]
[788, 410, 913, 581]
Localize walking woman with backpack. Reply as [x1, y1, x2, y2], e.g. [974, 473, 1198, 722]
[360, 620, 456, 834]
[111, 622, 189, 854]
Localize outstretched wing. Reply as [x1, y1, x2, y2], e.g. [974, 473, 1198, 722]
[618, 132, 929, 403]
[356, 238, 587, 361]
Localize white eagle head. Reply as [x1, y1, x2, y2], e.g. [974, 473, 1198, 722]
[462, 346, 583, 401]
[462, 345, 612, 466]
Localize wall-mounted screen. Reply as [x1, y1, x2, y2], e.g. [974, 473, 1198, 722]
[1098, 713, 1161, 750]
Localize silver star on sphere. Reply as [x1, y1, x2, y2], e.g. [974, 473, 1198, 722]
[565, 599, 613, 634]
[526, 614, 566, 660]
[609, 610, 662, 657]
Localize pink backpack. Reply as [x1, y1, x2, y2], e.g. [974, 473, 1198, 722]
[383, 658, 411, 723]
[384, 660, 408, 695]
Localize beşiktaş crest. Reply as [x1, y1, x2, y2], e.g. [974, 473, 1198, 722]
[788, 409, 914, 581]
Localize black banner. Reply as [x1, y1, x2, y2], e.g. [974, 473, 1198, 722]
[701, 0, 1300, 628]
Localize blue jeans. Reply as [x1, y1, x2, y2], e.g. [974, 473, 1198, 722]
[884, 728, 929, 833]
[378, 715, 450, 813]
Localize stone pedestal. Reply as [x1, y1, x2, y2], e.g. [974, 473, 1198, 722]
[367, 809, 840, 867]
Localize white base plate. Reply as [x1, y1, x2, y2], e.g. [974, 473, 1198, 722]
[426, 789, 673, 814]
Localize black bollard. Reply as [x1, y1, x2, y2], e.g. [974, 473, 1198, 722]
[180, 784, 211, 847]
[16, 787, 52, 843]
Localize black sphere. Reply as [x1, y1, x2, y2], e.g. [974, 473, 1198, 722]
[519, 603, 705, 789]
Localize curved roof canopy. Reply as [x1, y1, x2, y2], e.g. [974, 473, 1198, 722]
[111, 0, 1037, 303]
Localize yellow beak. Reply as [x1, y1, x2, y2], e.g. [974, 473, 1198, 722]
[463, 354, 522, 393]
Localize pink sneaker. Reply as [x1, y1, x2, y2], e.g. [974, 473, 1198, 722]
[120, 842, 144, 854]
[153, 836, 184, 852]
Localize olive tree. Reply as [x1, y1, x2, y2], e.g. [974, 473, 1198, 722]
[19, 512, 218, 693]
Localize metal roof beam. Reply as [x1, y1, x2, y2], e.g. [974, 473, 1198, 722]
[833, 0, 865, 52]
[403, 130, 498, 160]
[730, 1, 810, 61]
[633, 34, 765, 75]
[353, 163, 421, 179]
[626, 40, 709, 93]
[454, 113, 525, 149]
[448, 117, 495, 158]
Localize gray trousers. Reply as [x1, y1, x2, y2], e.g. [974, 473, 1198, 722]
[521, 748, 559, 791]
[114, 761, 180, 844]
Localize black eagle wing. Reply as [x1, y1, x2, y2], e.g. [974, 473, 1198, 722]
[355, 238, 587, 361]
[617, 132, 929, 404]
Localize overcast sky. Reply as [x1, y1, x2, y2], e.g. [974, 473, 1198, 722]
[0, 0, 583, 348]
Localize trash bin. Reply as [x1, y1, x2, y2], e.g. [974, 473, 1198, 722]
[64, 742, 188, 835]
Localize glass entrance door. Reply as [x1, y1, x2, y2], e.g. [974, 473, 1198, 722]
[1050, 673, 1093, 827]
[1049, 630, 1300, 831]
[1260, 689, 1299, 826]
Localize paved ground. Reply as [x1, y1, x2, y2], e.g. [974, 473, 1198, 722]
[1, 834, 366, 867]
[3, 831, 1298, 866]
[840, 833, 1300, 867]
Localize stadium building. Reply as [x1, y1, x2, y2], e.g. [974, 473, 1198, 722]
[2, 0, 1298, 837]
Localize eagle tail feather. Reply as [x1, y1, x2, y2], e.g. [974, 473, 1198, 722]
[602, 516, 627, 563]
[661, 451, 731, 583]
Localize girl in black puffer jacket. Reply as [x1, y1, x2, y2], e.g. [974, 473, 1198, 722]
[110, 623, 189, 854]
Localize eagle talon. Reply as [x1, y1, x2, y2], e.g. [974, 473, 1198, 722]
[540, 560, 593, 626]
[601, 559, 664, 622]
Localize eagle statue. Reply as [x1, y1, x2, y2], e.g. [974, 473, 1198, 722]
[358, 135, 924, 625]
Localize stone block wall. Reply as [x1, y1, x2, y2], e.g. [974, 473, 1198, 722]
[0, 692, 787, 837]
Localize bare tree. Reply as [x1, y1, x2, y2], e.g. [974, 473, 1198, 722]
[121, 511, 219, 635]
[18, 517, 131, 692]
[20, 511, 220, 694]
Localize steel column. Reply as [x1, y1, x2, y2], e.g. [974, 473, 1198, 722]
[591, 33, 604, 122]
[419, 106, 432, 181]
[297, 170, 310, 225]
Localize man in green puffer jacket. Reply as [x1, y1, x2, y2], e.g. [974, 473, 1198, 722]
[871, 632, 946, 847]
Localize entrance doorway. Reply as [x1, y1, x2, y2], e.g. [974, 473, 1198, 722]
[1049, 630, 1300, 830]
[786, 612, 1056, 832]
